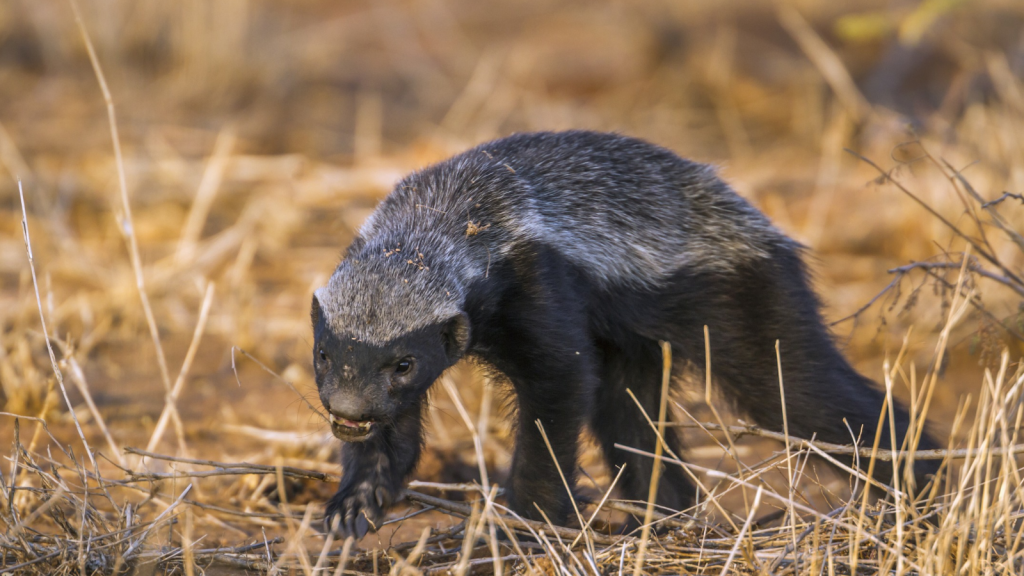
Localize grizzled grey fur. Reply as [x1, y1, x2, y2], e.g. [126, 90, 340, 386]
[312, 130, 938, 538]
[316, 134, 780, 344]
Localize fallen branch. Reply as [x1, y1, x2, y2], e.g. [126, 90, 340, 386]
[659, 421, 1024, 461]
[123, 447, 340, 483]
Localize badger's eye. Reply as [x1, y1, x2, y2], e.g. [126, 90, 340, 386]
[394, 358, 414, 375]
[318, 348, 327, 362]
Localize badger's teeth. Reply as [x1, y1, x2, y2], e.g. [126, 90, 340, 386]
[330, 415, 372, 430]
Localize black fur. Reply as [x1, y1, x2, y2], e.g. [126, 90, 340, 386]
[311, 130, 939, 537]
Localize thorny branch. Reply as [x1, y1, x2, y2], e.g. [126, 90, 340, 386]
[836, 144, 1024, 347]
[982, 191, 1024, 208]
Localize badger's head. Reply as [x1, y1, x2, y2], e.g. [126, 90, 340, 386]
[310, 255, 470, 441]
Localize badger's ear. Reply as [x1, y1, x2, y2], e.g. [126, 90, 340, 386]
[311, 291, 326, 328]
[442, 313, 470, 362]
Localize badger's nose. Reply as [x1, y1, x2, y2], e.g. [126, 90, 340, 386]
[326, 390, 372, 423]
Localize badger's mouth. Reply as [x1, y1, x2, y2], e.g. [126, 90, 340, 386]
[329, 414, 375, 441]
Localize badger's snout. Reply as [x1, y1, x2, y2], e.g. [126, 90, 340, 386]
[324, 390, 377, 441]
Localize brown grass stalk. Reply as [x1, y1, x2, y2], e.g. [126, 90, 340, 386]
[145, 282, 216, 455]
[775, 340, 800, 572]
[631, 340, 671, 576]
[176, 125, 237, 265]
[18, 180, 98, 475]
[777, 5, 871, 122]
[68, 0, 174, 395]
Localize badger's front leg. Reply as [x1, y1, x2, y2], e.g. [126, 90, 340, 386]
[506, 373, 593, 524]
[477, 245, 598, 524]
[325, 401, 424, 538]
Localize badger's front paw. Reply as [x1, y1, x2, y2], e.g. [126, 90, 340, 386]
[324, 479, 398, 538]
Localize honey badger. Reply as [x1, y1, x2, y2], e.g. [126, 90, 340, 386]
[311, 130, 938, 537]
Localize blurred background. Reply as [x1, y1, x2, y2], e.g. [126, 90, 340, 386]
[1, 0, 1023, 545]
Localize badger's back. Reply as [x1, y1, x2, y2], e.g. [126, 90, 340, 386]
[355, 131, 789, 291]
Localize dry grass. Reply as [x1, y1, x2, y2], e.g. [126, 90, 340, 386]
[1, 0, 1024, 574]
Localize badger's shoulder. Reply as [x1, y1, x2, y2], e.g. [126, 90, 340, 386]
[356, 150, 521, 246]
[318, 153, 515, 345]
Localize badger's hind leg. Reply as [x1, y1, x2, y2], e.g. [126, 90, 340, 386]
[653, 242, 940, 496]
[591, 337, 695, 520]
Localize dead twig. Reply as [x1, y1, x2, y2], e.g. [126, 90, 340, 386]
[402, 490, 624, 546]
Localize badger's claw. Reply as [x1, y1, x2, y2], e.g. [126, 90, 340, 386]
[324, 480, 396, 538]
